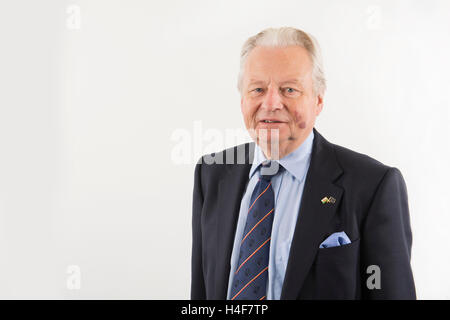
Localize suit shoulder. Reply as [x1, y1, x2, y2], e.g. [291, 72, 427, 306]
[195, 141, 253, 183]
[328, 142, 406, 216]
[331, 143, 392, 180]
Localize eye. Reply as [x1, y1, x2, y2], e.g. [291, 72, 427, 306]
[285, 87, 295, 94]
[249, 87, 264, 96]
[282, 87, 301, 96]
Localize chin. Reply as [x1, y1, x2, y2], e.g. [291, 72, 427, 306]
[256, 135, 287, 145]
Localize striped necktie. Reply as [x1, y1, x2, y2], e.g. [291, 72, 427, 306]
[230, 160, 283, 300]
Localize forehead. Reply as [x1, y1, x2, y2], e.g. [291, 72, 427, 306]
[243, 45, 312, 85]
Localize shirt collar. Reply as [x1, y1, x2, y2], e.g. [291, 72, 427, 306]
[249, 130, 315, 181]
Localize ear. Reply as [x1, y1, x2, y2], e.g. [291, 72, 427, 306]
[315, 93, 324, 116]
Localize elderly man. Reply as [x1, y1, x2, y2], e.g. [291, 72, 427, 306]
[191, 27, 415, 300]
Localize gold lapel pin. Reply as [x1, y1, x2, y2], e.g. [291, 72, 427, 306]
[321, 196, 336, 204]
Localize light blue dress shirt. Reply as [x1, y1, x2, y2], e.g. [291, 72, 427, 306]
[226, 130, 314, 300]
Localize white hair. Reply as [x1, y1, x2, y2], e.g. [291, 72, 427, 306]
[237, 27, 326, 96]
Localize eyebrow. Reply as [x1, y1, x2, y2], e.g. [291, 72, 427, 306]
[248, 79, 267, 86]
[279, 79, 304, 86]
[247, 79, 305, 87]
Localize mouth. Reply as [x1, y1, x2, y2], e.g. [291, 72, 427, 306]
[258, 118, 287, 125]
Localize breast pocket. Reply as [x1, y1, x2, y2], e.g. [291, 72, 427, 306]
[311, 238, 360, 299]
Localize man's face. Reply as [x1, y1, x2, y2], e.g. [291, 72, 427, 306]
[240, 45, 323, 159]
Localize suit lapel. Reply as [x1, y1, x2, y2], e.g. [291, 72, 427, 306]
[280, 128, 343, 299]
[214, 143, 254, 299]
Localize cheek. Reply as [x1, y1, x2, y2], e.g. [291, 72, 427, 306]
[244, 103, 259, 122]
[293, 110, 307, 129]
[241, 102, 251, 119]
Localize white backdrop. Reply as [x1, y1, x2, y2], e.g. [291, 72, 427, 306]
[0, 0, 449, 299]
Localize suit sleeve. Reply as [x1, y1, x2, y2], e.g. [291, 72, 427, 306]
[361, 167, 416, 299]
[191, 158, 206, 299]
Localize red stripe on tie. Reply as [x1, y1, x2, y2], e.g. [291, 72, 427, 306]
[240, 208, 274, 246]
[235, 237, 271, 275]
[231, 266, 269, 300]
[248, 182, 272, 214]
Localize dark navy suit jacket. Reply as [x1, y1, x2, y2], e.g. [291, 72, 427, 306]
[191, 128, 416, 299]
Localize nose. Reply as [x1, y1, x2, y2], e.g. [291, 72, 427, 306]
[261, 84, 283, 111]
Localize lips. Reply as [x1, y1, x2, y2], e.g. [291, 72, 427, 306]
[259, 118, 287, 123]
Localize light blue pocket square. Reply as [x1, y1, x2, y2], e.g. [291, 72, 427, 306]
[319, 231, 351, 248]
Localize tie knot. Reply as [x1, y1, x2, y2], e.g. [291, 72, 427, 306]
[260, 160, 283, 181]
